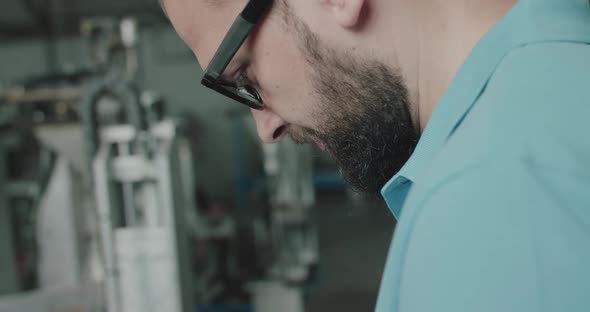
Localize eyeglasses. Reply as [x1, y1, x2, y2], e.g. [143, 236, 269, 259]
[201, 0, 273, 110]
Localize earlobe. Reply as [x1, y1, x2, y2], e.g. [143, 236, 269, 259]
[320, 0, 366, 28]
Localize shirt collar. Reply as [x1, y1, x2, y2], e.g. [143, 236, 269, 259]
[380, 0, 590, 218]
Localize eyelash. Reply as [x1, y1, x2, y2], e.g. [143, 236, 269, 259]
[236, 66, 257, 88]
[234, 64, 264, 103]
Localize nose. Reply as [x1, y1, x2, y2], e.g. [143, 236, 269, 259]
[250, 108, 288, 143]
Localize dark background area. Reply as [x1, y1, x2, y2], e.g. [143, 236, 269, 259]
[307, 192, 394, 312]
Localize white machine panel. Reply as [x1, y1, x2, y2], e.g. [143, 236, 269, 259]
[250, 281, 304, 312]
[115, 228, 182, 312]
[38, 157, 83, 289]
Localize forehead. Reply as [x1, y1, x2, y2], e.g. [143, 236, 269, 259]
[162, 0, 246, 69]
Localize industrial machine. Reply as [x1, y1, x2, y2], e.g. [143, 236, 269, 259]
[0, 10, 323, 312]
[0, 73, 94, 312]
[0, 111, 44, 295]
[82, 78, 196, 312]
[0, 16, 198, 312]
[263, 140, 318, 285]
[206, 116, 317, 312]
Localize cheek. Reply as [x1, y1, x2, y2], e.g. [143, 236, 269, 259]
[255, 47, 319, 127]
[248, 15, 321, 127]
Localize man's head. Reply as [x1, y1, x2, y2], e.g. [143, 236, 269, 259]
[162, 0, 422, 194]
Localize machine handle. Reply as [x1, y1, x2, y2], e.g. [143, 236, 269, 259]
[81, 78, 146, 162]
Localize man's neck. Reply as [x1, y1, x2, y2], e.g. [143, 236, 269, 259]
[382, 0, 517, 132]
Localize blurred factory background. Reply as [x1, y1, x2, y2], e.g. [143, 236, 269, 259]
[0, 0, 395, 311]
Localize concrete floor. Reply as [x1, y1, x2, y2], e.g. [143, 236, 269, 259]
[305, 191, 395, 312]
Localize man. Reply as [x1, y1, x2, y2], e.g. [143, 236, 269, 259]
[160, 0, 590, 310]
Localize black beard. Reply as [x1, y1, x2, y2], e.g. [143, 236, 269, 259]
[289, 17, 420, 194]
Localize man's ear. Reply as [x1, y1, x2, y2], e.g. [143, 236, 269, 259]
[320, 0, 366, 28]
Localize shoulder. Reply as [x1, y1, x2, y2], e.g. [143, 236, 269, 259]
[468, 41, 590, 140]
[472, 41, 590, 140]
[480, 41, 590, 126]
[423, 41, 590, 187]
[410, 41, 590, 238]
[393, 42, 590, 311]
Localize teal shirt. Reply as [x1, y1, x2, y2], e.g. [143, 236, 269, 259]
[377, 0, 590, 311]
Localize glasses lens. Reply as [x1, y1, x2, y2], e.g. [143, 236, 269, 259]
[206, 80, 263, 110]
[237, 85, 262, 102]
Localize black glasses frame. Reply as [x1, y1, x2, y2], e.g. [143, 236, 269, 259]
[201, 0, 273, 110]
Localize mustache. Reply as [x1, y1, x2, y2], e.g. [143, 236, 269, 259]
[287, 126, 318, 145]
